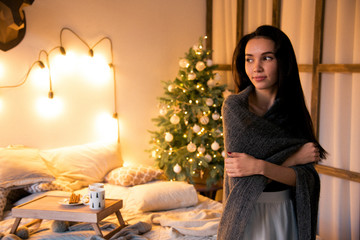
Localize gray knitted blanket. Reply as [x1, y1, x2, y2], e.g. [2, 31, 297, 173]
[218, 86, 320, 240]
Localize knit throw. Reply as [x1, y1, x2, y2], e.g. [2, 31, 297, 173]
[217, 86, 320, 240]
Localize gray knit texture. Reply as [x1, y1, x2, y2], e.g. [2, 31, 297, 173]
[217, 86, 320, 240]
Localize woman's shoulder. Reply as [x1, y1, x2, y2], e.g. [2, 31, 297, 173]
[223, 86, 251, 107]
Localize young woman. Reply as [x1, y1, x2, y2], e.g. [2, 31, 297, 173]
[217, 25, 326, 240]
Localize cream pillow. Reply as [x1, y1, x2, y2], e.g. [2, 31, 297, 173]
[105, 166, 163, 186]
[41, 141, 123, 190]
[0, 147, 54, 189]
[128, 181, 198, 212]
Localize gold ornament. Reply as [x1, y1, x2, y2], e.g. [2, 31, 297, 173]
[199, 115, 209, 125]
[165, 132, 173, 142]
[173, 163, 182, 173]
[187, 142, 197, 152]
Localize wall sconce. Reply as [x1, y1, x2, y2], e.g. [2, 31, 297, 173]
[59, 28, 118, 120]
[37, 50, 54, 99]
[0, 27, 120, 142]
[92, 36, 118, 120]
[0, 47, 63, 98]
[60, 27, 93, 57]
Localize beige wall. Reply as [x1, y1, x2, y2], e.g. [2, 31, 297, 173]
[0, 0, 206, 166]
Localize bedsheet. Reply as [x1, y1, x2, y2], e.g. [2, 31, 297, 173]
[0, 183, 222, 240]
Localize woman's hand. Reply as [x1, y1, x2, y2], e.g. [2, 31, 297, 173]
[283, 142, 320, 167]
[225, 152, 263, 177]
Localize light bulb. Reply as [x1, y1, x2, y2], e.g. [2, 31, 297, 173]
[36, 96, 63, 118]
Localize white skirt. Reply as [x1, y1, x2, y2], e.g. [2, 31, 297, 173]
[243, 189, 298, 240]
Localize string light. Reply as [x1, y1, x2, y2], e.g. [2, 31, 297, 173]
[0, 62, 4, 79]
[36, 96, 63, 118]
[0, 27, 120, 141]
[95, 112, 118, 142]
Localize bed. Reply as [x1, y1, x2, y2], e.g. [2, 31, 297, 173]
[0, 142, 222, 240]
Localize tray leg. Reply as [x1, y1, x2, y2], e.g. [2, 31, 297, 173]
[103, 210, 127, 239]
[91, 223, 103, 237]
[10, 218, 22, 234]
[115, 210, 125, 227]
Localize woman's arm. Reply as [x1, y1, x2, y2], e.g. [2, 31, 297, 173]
[225, 152, 297, 186]
[225, 142, 320, 186]
[282, 142, 320, 167]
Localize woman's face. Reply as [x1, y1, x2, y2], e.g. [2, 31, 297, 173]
[244, 37, 278, 93]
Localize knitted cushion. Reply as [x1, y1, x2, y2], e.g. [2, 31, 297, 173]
[0, 188, 10, 220]
[105, 166, 163, 187]
[25, 180, 70, 193]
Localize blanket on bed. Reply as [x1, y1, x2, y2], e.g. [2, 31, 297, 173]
[150, 208, 221, 236]
[1, 221, 151, 240]
[218, 86, 320, 240]
[87, 221, 151, 240]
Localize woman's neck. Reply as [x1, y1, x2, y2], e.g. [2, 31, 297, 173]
[248, 89, 277, 116]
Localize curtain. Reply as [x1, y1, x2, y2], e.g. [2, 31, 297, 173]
[212, 0, 360, 239]
[318, 0, 360, 239]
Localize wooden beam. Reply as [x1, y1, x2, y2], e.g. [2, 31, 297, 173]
[310, 0, 325, 138]
[315, 164, 360, 183]
[272, 0, 281, 28]
[317, 64, 360, 73]
[218, 64, 231, 71]
[298, 64, 313, 72]
[206, 0, 213, 52]
[236, 0, 245, 42]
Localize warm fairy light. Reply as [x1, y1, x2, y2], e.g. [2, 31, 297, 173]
[36, 96, 63, 118]
[123, 161, 131, 167]
[95, 112, 118, 141]
[0, 63, 4, 79]
[31, 66, 50, 88]
[80, 54, 111, 85]
[51, 50, 78, 75]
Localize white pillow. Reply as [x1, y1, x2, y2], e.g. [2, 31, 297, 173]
[0, 147, 54, 189]
[128, 181, 198, 212]
[40, 141, 122, 190]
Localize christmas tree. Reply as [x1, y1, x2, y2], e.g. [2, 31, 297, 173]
[148, 37, 229, 187]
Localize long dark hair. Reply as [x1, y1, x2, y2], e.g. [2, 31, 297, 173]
[232, 25, 326, 159]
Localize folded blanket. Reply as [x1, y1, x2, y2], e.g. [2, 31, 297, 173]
[150, 209, 221, 236]
[218, 86, 320, 240]
[87, 221, 151, 240]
